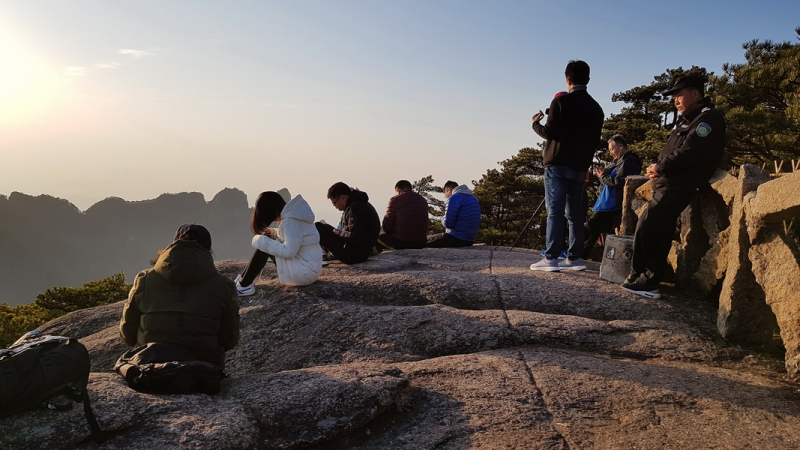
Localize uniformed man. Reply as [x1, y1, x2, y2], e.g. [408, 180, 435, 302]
[622, 75, 726, 298]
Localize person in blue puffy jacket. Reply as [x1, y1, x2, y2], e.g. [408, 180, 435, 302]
[426, 181, 481, 247]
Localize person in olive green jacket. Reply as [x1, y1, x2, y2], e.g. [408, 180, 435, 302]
[119, 224, 240, 368]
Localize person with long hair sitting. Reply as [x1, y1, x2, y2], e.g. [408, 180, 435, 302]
[235, 191, 322, 295]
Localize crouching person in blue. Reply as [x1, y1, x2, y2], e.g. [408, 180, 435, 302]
[426, 181, 481, 247]
[117, 224, 240, 394]
[583, 134, 642, 259]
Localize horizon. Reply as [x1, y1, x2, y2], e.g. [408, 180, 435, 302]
[2, 1, 799, 226]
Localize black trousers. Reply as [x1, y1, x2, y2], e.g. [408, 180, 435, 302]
[240, 249, 274, 286]
[315, 222, 371, 264]
[584, 210, 622, 258]
[631, 188, 698, 282]
[376, 233, 425, 251]
[426, 232, 473, 248]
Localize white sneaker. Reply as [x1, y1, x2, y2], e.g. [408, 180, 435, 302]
[558, 258, 587, 271]
[530, 258, 560, 272]
[234, 274, 255, 296]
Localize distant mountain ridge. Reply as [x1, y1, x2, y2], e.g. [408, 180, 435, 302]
[0, 188, 254, 306]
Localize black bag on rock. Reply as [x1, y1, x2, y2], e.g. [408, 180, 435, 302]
[113, 343, 227, 395]
[0, 332, 105, 442]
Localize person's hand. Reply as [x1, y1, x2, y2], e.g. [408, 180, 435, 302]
[646, 164, 660, 180]
[531, 111, 544, 123]
[263, 229, 273, 238]
[593, 167, 603, 178]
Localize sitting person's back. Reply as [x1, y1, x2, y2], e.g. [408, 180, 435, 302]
[119, 224, 240, 368]
[378, 180, 429, 250]
[427, 181, 481, 248]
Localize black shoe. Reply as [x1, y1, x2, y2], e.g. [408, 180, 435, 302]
[621, 273, 661, 299]
[623, 272, 639, 285]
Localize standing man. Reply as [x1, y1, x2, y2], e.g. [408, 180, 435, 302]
[530, 60, 605, 272]
[622, 75, 726, 298]
[315, 182, 381, 264]
[377, 180, 429, 250]
[583, 134, 642, 259]
[426, 181, 481, 248]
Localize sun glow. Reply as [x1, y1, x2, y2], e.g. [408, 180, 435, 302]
[0, 25, 70, 130]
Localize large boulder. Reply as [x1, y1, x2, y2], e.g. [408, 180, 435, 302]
[672, 189, 729, 288]
[620, 176, 650, 236]
[689, 228, 731, 300]
[748, 227, 800, 379]
[717, 165, 777, 345]
[747, 171, 800, 225]
[709, 168, 738, 206]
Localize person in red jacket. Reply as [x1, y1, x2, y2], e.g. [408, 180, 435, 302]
[377, 180, 429, 250]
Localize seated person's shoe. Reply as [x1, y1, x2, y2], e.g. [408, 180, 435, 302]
[621, 273, 661, 299]
[234, 274, 256, 297]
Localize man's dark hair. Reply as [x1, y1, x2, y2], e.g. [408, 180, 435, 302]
[395, 180, 412, 191]
[565, 60, 590, 85]
[609, 134, 628, 148]
[443, 180, 458, 191]
[327, 182, 351, 199]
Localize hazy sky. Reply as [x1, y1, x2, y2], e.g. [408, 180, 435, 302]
[1, 1, 798, 225]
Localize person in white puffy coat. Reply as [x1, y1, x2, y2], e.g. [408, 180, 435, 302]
[235, 191, 323, 294]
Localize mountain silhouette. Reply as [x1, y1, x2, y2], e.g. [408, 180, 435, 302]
[0, 188, 254, 306]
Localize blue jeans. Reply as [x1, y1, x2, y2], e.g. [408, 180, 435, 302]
[544, 166, 586, 260]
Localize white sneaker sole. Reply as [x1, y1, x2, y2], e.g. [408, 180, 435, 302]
[559, 265, 586, 271]
[530, 264, 560, 272]
[622, 286, 661, 299]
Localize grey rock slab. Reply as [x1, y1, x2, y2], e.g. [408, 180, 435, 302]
[329, 352, 568, 450]
[2, 374, 259, 450]
[39, 301, 124, 339]
[225, 299, 514, 376]
[226, 364, 407, 449]
[496, 267, 679, 322]
[525, 348, 800, 449]
[507, 310, 725, 362]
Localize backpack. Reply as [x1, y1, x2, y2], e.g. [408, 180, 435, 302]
[113, 343, 227, 395]
[0, 332, 105, 443]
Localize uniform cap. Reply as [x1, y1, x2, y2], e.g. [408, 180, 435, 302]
[665, 75, 705, 95]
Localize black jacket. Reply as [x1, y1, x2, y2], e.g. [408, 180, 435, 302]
[533, 88, 605, 170]
[337, 190, 380, 250]
[653, 97, 726, 191]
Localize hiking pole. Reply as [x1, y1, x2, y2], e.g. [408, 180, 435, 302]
[509, 197, 546, 252]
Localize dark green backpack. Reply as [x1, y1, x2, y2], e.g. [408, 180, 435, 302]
[0, 333, 105, 442]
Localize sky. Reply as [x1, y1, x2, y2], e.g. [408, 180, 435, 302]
[1, 1, 798, 225]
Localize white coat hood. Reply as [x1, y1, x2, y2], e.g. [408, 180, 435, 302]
[281, 195, 315, 224]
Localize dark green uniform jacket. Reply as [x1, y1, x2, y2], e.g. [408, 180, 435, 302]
[119, 240, 240, 368]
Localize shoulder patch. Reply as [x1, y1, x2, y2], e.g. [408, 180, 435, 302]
[696, 122, 712, 137]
